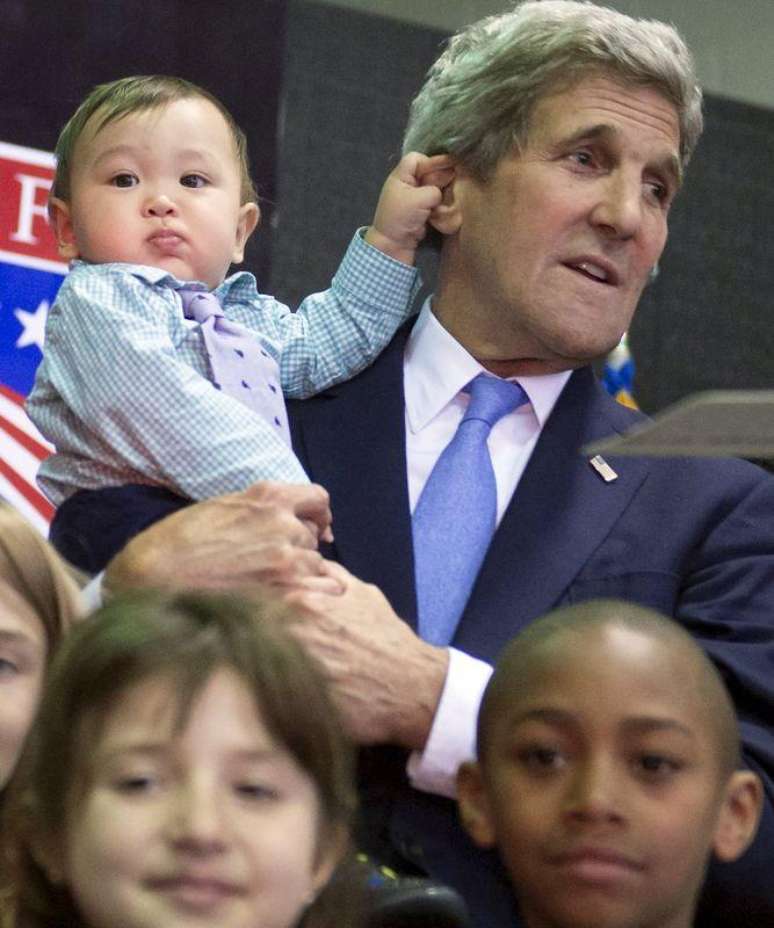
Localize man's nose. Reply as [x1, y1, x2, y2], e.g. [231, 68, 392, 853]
[143, 191, 177, 218]
[562, 757, 625, 826]
[590, 172, 642, 240]
[165, 782, 229, 853]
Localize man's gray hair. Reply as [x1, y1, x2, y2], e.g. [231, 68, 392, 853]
[402, 0, 703, 179]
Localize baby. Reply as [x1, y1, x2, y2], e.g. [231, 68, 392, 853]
[27, 75, 450, 569]
[457, 600, 763, 928]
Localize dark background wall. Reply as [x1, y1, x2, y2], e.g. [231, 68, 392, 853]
[272, 0, 774, 413]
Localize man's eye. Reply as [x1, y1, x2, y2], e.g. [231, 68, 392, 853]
[569, 150, 594, 168]
[180, 174, 207, 188]
[111, 173, 137, 188]
[644, 180, 669, 204]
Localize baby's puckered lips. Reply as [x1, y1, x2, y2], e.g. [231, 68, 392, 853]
[147, 227, 187, 253]
[562, 255, 621, 286]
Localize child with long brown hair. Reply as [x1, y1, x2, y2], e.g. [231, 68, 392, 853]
[1, 589, 359, 928]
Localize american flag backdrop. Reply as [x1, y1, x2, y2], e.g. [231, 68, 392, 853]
[0, 140, 66, 534]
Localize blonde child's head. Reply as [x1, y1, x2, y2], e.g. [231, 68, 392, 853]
[0, 501, 82, 789]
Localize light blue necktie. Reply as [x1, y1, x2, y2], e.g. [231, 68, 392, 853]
[412, 373, 529, 645]
[179, 288, 291, 445]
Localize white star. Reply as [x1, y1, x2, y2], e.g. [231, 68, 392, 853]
[14, 300, 49, 351]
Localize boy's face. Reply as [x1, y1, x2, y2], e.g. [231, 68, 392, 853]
[60, 668, 340, 928]
[458, 625, 757, 928]
[51, 97, 258, 289]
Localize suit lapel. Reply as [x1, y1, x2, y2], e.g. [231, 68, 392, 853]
[453, 367, 652, 660]
[289, 323, 419, 626]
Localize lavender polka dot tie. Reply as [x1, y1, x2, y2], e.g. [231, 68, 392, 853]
[179, 288, 291, 445]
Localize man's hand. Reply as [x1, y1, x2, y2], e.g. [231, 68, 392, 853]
[365, 152, 455, 266]
[283, 562, 450, 749]
[104, 481, 342, 595]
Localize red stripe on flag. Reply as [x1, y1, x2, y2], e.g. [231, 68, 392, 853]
[0, 412, 50, 461]
[0, 457, 54, 520]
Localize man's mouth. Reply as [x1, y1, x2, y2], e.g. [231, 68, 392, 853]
[564, 258, 619, 286]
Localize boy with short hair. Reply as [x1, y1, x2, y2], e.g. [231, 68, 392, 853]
[28, 75, 451, 567]
[457, 600, 763, 928]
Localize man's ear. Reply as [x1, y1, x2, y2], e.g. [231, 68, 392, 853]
[712, 770, 763, 862]
[49, 197, 80, 261]
[232, 202, 260, 265]
[457, 760, 497, 848]
[428, 170, 464, 237]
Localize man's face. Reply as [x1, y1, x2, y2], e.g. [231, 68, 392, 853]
[51, 97, 258, 290]
[436, 74, 681, 375]
[458, 626, 734, 928]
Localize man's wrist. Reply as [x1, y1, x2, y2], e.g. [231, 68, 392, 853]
[389, 639, 450, 751]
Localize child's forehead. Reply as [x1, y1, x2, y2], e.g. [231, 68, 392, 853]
[492, 625, 711, 738]
[92, 667, 271, 749]
[76, 96, 235, 158]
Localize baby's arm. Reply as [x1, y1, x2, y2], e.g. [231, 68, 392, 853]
[364, 152, 454, 266]
[237, 154, 454, 399]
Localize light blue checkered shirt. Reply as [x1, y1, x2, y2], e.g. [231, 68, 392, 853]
[28, 231, 419, 504]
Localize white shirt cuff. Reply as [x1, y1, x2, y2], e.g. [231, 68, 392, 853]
[406, 647, 493, 798]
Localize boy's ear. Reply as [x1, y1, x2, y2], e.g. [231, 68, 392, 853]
[49, 197, 80, 261]
[711, 770, 763, 862]
[429, 166, 464, 237]
[232, 201, 260, 265]
[457, 760, 497, 848]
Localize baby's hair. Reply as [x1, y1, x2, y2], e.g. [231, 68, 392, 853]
[1, 590, 357, 928]
[477, 599, 741, 776]
[0, 500, 82, 655]
[51, 75, 257, 208]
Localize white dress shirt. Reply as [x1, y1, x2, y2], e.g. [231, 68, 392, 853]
[405, 300, 571, 797]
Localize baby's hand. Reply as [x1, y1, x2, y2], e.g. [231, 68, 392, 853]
[365, 152, 454, 266]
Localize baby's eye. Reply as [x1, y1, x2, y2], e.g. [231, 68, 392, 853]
[180, 174, 207, 189]
[111, 173, 138, 188]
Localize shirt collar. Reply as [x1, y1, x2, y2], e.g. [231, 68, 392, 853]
[70, 260, 260, 304]
[404, 298, 572, 433]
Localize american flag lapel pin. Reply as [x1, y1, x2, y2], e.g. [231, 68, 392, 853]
[589, 454, 618, 483]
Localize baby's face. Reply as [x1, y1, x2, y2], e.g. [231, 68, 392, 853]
[51, 97, 258, 289]
[61, 668, 337, 928]
[461, 626, 733, 928]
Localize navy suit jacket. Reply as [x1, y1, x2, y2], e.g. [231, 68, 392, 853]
[287, 323, 774, 928]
